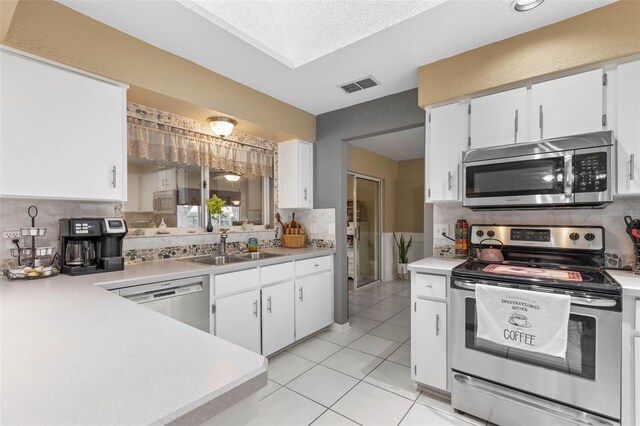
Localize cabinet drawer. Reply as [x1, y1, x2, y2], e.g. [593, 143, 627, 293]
[215, 268, 259, 297]
[414, 273, 447, 300]
[261, 262, 294, 285]
[295, 255, 332, 277]
[636, 300, 640, 330]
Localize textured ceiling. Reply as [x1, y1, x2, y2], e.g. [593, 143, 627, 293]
[57, 0, 615, 114]
[350, 126, 425, 161]
[176, 0, 448, 68]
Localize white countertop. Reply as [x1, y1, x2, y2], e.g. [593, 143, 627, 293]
[408, 256, 467, 274]
[1, 247, 334, 424]
[607, 269, 640, 298]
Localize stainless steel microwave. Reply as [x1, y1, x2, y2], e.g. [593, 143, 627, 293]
[462, 131, 613, 209]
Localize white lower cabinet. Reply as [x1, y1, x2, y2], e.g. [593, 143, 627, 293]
[295, 271, 333, 340]
[261, 280, 295, 356]
[215, 289, 261, 354]
[414, 298, 447, 391]
[635, 337, 640, 425]
[213, 256, 333, 356]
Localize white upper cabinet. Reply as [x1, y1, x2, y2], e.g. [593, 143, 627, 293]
[426, 103, 467, 202]
[0, 47, 127, 201]
[616, 60, 640, 195]
[530, 69, 604, 140]
[470, 87, 528, 148]
[278, 139, 313, 209]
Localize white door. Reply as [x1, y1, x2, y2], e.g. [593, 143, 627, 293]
[427, 104, 466, 202]
[470, 87, 528, 148]
[616, 61, 640, 195]
[216, 290, 261, 353]
[414, 299, 447, 391]
[299, 142, 313, 208]
[262, 281, 295, 356]
[295, 271, 332, 340]
[0, 50, 126, 201]
[531, 69, 604, 140]
[635, 337, 640, 425]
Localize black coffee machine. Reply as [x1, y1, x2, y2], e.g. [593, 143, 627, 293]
[59, 218, 127, 275]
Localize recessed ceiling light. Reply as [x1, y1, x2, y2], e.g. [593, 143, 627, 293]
[511, 0, 546, 12]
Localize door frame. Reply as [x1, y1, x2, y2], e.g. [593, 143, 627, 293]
[347, 171, 383, 289]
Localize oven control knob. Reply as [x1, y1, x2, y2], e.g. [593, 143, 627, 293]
[569, 232, 580, 241]
[476, 230, 484, 237]
[487, 230, 495, 238]
[584, 232, 596, 241]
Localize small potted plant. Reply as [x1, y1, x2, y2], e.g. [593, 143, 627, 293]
[206, 194, 226, 232]
[393, 232, 412, 279]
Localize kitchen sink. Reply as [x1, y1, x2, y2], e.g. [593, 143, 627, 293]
[186, 255, 250, 265]
[233, 252, 286, 260]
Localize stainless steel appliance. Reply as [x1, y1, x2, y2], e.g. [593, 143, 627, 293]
[451, 224, 621, 425]
[112, 276, 210, 333]
[153, 189, 178, 215]
[462, 131, 613, 209]
[59, 218, 127, 275]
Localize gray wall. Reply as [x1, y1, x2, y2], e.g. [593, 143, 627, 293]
[315, 88, 426, 325]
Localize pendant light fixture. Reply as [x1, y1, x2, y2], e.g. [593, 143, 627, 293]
[224, 174, 241, 182]
[511, 0, 545, 12]
[208, 116, 237, 137]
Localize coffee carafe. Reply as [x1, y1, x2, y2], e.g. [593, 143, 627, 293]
[60, 218, 127, 275]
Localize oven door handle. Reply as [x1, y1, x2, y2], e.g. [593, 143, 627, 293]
[454, 279, 617, 307]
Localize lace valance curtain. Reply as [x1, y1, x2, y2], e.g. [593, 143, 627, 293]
[127, 117, 274, 178]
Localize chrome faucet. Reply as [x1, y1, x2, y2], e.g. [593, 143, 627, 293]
[219, 229, 229, 255]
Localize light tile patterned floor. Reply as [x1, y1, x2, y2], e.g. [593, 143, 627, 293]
[246, 280, 490, 426]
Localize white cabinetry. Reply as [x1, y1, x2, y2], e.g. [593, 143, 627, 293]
[616, 60, 640, 195]
[426, 104, 467, 202]
[294, 256, 333, 340]
[0, 47, 127, 201]
[278, 139, 313, 209]
[261, 262, 295, 356]
[531, 69, 604, 140]
[414, 298, 447, 391]
[470, 87, 528, 148]
[411, 272, 449, 392]
[636, 337, 640, 426]
[214, 269, 261, 353]
[156, 169, 177, 190]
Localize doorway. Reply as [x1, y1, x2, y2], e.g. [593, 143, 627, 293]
[347, 173, 381, 293]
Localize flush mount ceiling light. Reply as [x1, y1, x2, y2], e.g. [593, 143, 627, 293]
[511, 0, 546, 12]
[208, 116, 237, 137]
[224, 174, 241, 182]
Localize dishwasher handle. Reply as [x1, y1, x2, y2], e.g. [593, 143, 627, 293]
[118, 277, 205, 304]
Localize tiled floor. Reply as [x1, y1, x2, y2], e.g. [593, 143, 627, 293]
[249, 280, 490, 426]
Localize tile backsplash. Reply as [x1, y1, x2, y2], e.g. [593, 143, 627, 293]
[432, 198, 640, 269]
[278, 208, 336, 246]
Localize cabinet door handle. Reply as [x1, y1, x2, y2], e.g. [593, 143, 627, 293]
[111, 166, 117, 188]
[514, 109, 519, 142]
[435, 314, 440, 336]
[538, 105, 543, 139]
[267, 296, 272, 313]
[303, 188, 308, 201]
[631, 154, 635, 181]
[253, 300, 258, 317]
[447, 171, 452, 191]
[299, 287, 304, 302]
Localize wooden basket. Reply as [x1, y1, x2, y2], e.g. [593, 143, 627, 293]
[282, 234, 307, 248]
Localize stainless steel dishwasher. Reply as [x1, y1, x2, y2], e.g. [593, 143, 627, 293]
[112, 276, 210, 333]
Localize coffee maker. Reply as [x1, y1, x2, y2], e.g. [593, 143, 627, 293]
[59, 218, 127, 275]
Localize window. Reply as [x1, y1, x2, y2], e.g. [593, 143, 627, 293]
[124, 159, 272, 230]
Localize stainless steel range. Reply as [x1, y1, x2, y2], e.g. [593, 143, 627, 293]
[450, 224, 621, 426]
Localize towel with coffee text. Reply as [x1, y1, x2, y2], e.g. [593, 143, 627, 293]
[475, 284, 570, 358]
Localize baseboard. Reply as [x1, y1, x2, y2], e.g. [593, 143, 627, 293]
[330, 322, 351, 333]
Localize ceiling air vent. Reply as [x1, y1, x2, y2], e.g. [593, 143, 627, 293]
[339, 76, 380, 94]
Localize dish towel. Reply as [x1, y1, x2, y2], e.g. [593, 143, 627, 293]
[475, 284, 571, 358]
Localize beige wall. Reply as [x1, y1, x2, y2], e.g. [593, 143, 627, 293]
[2, 0, 315, 142]
[419, 0, 640, 107]
[347, 144, 397, 232]
[395, 159, 424, 233]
